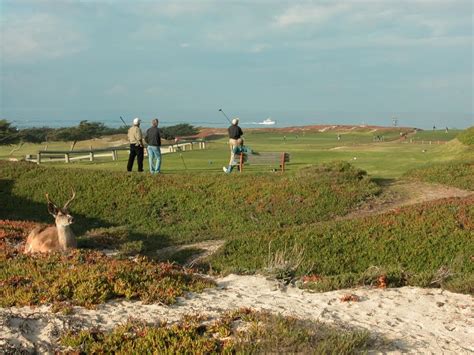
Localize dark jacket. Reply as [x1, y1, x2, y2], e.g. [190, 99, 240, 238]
[145, 126, 161, 146]
[228, 125, 243, 139]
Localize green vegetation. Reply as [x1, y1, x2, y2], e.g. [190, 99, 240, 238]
[457, 126, 474, 145]
[60, 309, 375, 353]
[1, 126, 471, 179]
[405, 161, 474, 190]
[0, 249, 214, 308]
[0, 119, 198, 145]
[160, 123, 199, 139]
[206, 196, 473, 294]
[0, 119, 19, 144]
[0, 160, 379, 247]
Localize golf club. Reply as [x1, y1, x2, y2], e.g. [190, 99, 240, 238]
[119, 116, 127, 126]
[179, 153, 188, 170]
[218, 108, 232, 124]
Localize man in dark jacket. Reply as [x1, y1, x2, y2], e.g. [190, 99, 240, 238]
[145, 118, 162, 174]
[223, 117, 243, 173]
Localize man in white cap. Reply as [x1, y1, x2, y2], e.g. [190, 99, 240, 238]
[223, 117, 243, 173]
[127, 118, 144, 172]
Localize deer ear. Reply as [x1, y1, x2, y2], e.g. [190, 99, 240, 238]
[47, 202, 59, 217]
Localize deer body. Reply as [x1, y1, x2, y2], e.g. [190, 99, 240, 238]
[24, 190, 77, 254]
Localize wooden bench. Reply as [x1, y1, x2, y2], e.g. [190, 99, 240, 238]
[237, 152, 290, 172]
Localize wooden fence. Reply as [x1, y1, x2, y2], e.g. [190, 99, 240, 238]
[26, 141, 208, 164]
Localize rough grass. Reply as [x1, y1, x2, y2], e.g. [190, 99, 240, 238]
[404, 161, 474, 190]
[0, 224, 214, 307]
[0, 160, 380, 249]
[206, 196, 474, 294]
[457, 126, 474, 145]
[60, 309, 375, 354]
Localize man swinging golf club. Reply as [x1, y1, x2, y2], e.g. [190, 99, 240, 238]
[223, 117, 243, 173]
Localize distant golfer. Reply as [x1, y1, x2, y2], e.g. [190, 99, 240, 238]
[223, 117, 243, 173]
[127, 118, 144, 172]
[145, 118, 162, 174]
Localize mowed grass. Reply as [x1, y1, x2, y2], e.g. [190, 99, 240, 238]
[1, 127, 469, 178]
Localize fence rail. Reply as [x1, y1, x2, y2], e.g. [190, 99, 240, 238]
[25, 141, 207, 164]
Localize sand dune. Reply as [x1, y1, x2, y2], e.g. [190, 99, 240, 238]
[1, 274, 472, 353]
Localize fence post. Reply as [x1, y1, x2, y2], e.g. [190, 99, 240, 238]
[65, 153, 70, 163]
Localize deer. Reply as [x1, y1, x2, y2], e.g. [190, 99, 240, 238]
[24, 189, 77, 254]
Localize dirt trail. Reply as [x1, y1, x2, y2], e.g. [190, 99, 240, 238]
[155, 240, 225, 267]
[342, 180, 472, 220]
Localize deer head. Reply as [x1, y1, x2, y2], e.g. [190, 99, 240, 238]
[46, 189, 76, 226]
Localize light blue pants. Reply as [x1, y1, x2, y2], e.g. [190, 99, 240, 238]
[147, 145, 162, 174]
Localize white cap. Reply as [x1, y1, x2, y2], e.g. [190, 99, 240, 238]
[231, 117, 239, 125]
[133, 117, 141, 125]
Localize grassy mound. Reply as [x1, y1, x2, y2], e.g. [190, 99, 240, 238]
[0, 222, 214, 308]
[457, 126, 474, 145]
[404, 161, 473, 190]
[60, 309, 375, 354]
[206, 196, 474, 294]
[0, 160, 380, 248]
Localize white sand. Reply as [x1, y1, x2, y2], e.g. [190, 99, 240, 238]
[1, 274, 472, 353]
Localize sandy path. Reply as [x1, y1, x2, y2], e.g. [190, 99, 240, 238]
[343, 181, 473, 220]
[1, 274, 472, 354]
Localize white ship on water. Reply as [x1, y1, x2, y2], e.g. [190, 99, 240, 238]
[258, 118, 276, 125]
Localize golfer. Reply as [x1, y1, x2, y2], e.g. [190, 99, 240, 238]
[145, 118, 162, 174]
[223, 117, 243, 173]
[127, 118, 144, 172]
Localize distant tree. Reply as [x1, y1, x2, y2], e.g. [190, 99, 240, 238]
[18, 127, 53, 143]
[0, 120, 20, 145]
[161, 124, 199, 140]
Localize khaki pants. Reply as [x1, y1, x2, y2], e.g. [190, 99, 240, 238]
[228, 138, 242, 166]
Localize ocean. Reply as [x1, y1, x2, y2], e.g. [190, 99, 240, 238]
[4, 108, 473, 130]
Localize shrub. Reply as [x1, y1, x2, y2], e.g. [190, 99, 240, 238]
[60, 309, 375, 353]
[0, 248, 214, 308]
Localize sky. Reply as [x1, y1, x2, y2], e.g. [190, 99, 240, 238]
[0, 0, 473, 129]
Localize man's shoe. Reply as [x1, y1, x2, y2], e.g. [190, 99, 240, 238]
[222, 166, 228, 173]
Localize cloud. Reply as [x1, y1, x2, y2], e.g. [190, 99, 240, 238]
[144, 87, 163, 96]
[249, 43, 271, 53]
[105, 84, 127, 96]
[129, 22, 167, 41]
[132, 1, 216, 18]
[1, 13, 86, 63]
[274, 3, 350, 28]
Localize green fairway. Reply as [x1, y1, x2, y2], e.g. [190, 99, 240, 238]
[0, 128, 470, 178]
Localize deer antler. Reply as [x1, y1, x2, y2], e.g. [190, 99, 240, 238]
[63, 188, 76, 210]
[45, 193, 59, 216]
[45, 193, 57, 206]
